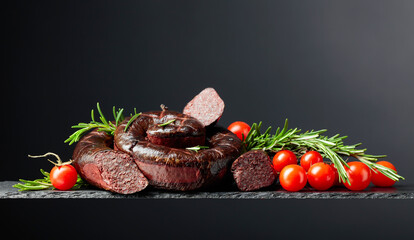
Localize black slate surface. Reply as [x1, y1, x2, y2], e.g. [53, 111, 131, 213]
[1, 181, 413, 199]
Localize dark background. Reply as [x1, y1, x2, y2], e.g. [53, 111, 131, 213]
[3, 1, 414, 239]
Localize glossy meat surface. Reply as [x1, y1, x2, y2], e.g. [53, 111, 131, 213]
[72, 130, 148, 194]
[114, 110, 242, 191]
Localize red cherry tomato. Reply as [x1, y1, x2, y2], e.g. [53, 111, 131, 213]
[371, 161, 397, 187]
[307, 162, 335, 190]
[330, 163, 341, 186]
[227, 121, 251, 141]
[272, 150, 298, 172]
[300, 151, 323, 172]
[343, 162, 371, 191]
[50, 165, 78, 190]
[279, 165, 307, 192]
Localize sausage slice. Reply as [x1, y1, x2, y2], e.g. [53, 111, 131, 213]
[231, 150, 276, 191]
[183, 88, 225, 127]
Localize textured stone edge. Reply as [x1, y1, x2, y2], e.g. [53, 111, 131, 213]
[2, 181, 414, 199]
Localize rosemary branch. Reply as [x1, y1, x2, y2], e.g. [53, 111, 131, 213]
[186, 145, 209, 152]
[158, 119, 176, 127]
[65, 103, 141, 145]
[243, 119, 404, 184]
[13, 169, 87, 191]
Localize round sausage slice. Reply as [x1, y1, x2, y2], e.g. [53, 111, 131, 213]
[183, 88, 225, 127]
[231, 150, 276, 191]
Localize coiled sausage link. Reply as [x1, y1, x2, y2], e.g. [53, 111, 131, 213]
[114, 110, 242, 191]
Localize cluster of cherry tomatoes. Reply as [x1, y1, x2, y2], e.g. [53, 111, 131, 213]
[228, 121, 398, 192]
[273, 149, 397, 192]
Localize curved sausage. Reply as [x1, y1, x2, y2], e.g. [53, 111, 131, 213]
[72, 130, 148, 194]
[114, 110, 242, 191]
[143, 109, 206, 148]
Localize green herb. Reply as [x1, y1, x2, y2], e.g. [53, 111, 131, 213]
[158, 119, 176, 127]
[186, 145, 209, 152]
[114, 106, 125, 126]
[65, 103, 140, 145]
[124, 112, 142, 132]
[12, 169, 87, 191]
[243, 119, 404, 184]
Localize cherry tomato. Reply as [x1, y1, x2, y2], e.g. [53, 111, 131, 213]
[343, 162, 371, 191]
[371, 161, 397, 187]
[330, 163, 341, 186]
[227, 121, 251, 141]
[272, 150, 298, 172]
[50, 165, 78, 190]
[279, 165, 307, 192]
[300, 151, 323, 172]
[307, 162, 335, 190]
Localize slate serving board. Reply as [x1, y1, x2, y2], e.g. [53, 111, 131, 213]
[1, 181, 413, 199]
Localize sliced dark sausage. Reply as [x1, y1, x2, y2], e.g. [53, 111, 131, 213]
[231, 150, 276, 191]
[144, 109, 206, 148]
[114, 110, 242, 191]
[72, 130, 148, 194]
[183, 88, 225, 127]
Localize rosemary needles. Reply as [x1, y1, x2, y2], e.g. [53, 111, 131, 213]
[243, 119, 404, 184]
[65, 103, 141, 145]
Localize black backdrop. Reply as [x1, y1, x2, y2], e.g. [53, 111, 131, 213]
[3, 1, 414, 239]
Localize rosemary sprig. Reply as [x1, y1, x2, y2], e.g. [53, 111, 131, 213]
[65, 103, 141, 144]
[124, 112, 142, 132]
[158, 119, 176, 127]
[243, 119, 404, 184]
[12, 169, 87, 191]
[186, 145, 209, 152]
